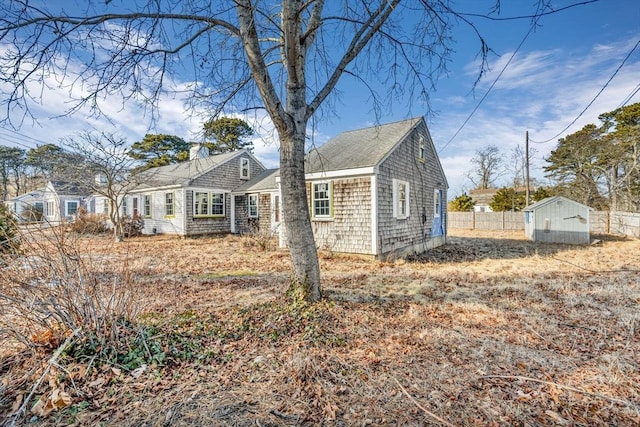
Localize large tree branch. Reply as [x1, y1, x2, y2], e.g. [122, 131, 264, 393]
[306, 0, 400, 119]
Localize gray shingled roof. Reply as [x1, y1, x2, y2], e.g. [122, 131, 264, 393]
[306, 117, 422, 173]
[133, 150, 242, 189]
[233, 168, 279, 193]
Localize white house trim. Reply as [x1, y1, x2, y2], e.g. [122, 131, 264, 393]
[370, 175, 378, 255]
[304, 167, 375, 181]
[230, 194, 236, 233]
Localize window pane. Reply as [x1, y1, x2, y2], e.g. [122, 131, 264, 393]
[195, 192, 209, 215]
[67, 201, 78, 216]
[212, 193, 224, 215]
[165, 193, 174, 216]
[314, 183, 331, 217]
[398, 183, 406, 217]
[248, 195, 258, 217]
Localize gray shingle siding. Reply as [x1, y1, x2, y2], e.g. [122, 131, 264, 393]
[376, 122, 447, 257]
[311, 177, 372, 254]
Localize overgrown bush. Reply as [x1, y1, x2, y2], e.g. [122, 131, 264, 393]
[241, 225, 276, 251]
[0, 202, 19, 253]
[69, 207, 109, 234]
[0, 224, 142, 358]
[120, 215, 144, 237]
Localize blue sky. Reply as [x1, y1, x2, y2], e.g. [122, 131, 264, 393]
[0, 0, 638, 197]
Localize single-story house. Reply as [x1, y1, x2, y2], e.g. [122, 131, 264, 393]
[524, 196, 592, 244]
[5, 188, 45, 222]
[268, 117, 448, 258]
[43, 181, 88, 225]
[127, 146, 266, 236]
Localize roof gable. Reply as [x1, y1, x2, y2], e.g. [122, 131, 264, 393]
[525, 196, 593, 211]
[305, 117, 423, 174]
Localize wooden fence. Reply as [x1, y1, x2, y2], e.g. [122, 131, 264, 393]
[448, 211, 640, 238]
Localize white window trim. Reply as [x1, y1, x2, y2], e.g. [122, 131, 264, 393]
[65, 200, 79, 217]
[193, 189, 226, 218]
[392, 179, 410, 220]
[312, 181, 333, 219]
[165, 192, 175, 217]
[240, 158, 250, 180]
[143, 194, 152, 218]
[248, 194, 259, 218]
[434, 189, 441, 218]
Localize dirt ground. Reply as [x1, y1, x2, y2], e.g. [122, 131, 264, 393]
[1, 228, 639, 426]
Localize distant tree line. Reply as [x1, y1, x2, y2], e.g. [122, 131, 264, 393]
[0, 117, 254, 200]
[453, 103, 640, 212]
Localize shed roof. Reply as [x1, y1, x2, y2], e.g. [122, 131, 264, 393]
[233, 168, 279, 193]
[305, 117, 422, 173]
[524, 196, 593, 212]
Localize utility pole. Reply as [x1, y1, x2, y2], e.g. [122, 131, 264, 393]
[525, 130, 530, 207]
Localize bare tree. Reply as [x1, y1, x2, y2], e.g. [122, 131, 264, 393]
[507, 144, 537, 189]
[63, 131, 141, 242]
[0, 1, 553, 301]
[466, 145, 504, 190]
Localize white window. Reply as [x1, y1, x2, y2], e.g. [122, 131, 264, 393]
[211, 193, 224, 216]
[143, 195, 152, 218]
[312, 182, 332, 218]
[46, 201, 55, 217]
[121, 197, 128, 216]
[66, 200, 79, 217]
[419, 136, 425, 161]
[165, 192, 175, 217]
[103, 199, 109, 214]
[240, 158, 250, 179]
[392, 179, 410, 219]
[194, 191, 225, 217]
[434, 189, 441, 218]
[132, 197, 139, 218]
[248, 194, 258, 218]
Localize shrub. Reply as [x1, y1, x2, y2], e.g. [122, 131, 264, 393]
[69, 207, 109, 234]
[0, 202, 19, 253]
[241, 225, 276, 251]
[0, 225, 141, 358]
[120, 215, 144, 237]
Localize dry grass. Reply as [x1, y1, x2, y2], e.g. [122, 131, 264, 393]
[1, 228, 639, 426]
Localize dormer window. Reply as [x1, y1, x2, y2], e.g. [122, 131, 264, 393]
[240, 158, 250, 179]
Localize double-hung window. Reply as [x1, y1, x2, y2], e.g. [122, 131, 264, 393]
[143, 195, 152, 218]
[194, 191, 225, 217]
[392, 179, 410, 219]
[240, 158, 250, 179]
[312, 182, 332, 219]
[248, 194, 258, 218]
[211, 193, 224, 216]
[121, 197, 128, 216]
[433, 189, 441, 218]
[418, 136, 425, 161]
[165, 192, 175, 217]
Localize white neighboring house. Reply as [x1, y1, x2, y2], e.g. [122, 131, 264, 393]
[5, 188, 45, 222]
[43, 181, 88, 225]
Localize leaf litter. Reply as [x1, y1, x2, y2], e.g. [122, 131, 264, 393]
[0, 230, 639, 426]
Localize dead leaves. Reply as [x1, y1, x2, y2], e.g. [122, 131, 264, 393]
[31, 386, 72, 417]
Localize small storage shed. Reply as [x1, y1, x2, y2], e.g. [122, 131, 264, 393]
[524, 196, 592, 244]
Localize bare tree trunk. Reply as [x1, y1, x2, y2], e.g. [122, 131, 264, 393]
[280, 129, 321, 301]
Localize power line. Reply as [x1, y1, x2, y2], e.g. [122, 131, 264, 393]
[617, 83, 640, 109]
[438, 16, 539, 153]
[530, 38, 640, 144]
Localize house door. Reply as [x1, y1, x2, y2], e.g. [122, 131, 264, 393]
[132, 197, 139, 218]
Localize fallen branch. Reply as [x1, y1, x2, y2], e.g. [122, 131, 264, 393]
[7, 328, 81, 427]
[479, 375, 634, 407]
[393, 377, 456, 427]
